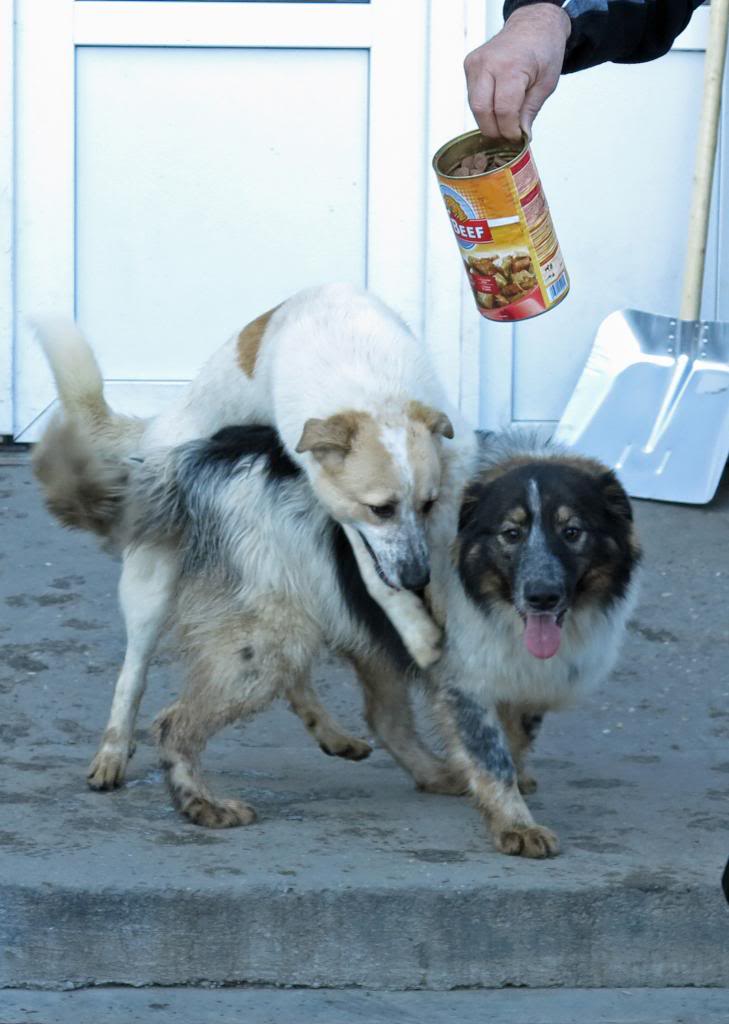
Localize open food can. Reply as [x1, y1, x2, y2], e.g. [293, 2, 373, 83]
[433, 130, 569, 322]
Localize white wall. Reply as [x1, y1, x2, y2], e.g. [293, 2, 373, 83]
[478, 2, 723, 430]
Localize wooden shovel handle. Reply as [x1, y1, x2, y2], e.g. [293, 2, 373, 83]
[680, 0, 729, 320]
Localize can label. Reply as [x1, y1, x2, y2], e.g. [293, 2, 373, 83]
[433, 133, 569, 322]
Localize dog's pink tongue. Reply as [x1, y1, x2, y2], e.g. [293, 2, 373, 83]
[523, 614, 562, 660]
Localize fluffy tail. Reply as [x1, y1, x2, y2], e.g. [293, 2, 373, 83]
[31, 319, 145, 539]
[34, 318, 110, 425]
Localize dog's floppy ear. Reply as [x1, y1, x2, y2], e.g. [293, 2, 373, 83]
[407, 400, 455, 440]
[451, 483, 485, 568]
[457, 481, 483, 533]
[598, 470, 633, 524]
[295, 413, 359, 460]
[598, 469, 642, 560]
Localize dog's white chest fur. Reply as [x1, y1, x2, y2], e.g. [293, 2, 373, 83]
[436, 573, 638, 710]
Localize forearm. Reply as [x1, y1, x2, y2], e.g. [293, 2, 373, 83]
[504, 0, 703, 74]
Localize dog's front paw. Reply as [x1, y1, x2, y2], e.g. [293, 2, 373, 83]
[87, 743, 134, 790]
[404, 617, 443, 669]
[494, 823, 559, 859]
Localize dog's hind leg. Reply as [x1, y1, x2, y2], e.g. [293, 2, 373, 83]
[286, 675, 372, 761]
[435, 687, 559, 858]
[351, 654, 466, 795]
[497, 702, 546, 795]
[156, 692, 266, 829]
[156, 599, 320, 827]
[87, 544, 179, 790]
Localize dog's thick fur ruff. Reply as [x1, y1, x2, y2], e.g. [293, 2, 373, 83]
[126, 425, 640, 855]
[31, 286, 461, 790]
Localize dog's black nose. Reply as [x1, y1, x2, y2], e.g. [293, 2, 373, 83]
[400, 565, 431, 591]
[524, 585, 561, 611]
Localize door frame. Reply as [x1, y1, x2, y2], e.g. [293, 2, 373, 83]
[0, 0, 14, 436]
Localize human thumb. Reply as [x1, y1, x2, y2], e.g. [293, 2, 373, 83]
[520, 79, 558, 139]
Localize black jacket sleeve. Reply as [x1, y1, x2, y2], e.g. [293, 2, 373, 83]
[503, 0, 704, 74]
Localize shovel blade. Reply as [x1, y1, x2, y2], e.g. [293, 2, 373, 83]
[554, 309, 729, 504]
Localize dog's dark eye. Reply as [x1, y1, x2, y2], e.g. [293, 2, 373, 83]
[563, 526, 582, 543]
[421, 499, 436, 515]
[369, 503, 397, 519]
[502, 527, 522, 543]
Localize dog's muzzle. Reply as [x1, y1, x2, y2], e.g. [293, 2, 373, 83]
[398, 560, 430, 592]
[357, 530, 431, 592]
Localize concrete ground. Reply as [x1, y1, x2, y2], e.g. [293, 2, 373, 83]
[1, 987, 728, 1024]
[1, 447, 728, 1001]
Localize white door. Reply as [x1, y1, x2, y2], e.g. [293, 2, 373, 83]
[478, 3, 726, 431]
[10, 0, 478, 440]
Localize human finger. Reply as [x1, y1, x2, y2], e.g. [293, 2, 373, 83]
[493, 72, 529, 143]
[465, 62, 499, 141]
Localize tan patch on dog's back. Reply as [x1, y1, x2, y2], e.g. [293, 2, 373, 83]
[236, 306, 280, 378]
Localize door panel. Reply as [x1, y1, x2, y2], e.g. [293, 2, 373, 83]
[76, 45, 368, 380]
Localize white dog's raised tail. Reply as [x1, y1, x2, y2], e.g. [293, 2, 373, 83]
[32, 318, 110, 424]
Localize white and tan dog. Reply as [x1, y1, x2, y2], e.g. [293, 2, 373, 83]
[33, 284, 457, 789]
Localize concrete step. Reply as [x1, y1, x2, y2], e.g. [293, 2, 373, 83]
[2, 987, 729, 1024]
[1, 461, 729, 990]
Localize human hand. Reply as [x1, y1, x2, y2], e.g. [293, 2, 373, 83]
[464, 4, 571, 143]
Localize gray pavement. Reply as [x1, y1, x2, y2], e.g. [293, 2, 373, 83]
[1, 447, 728, 993]
[1, 987, 728, 1024]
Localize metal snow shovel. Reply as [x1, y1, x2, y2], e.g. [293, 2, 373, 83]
[555, 0, 729, 504]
